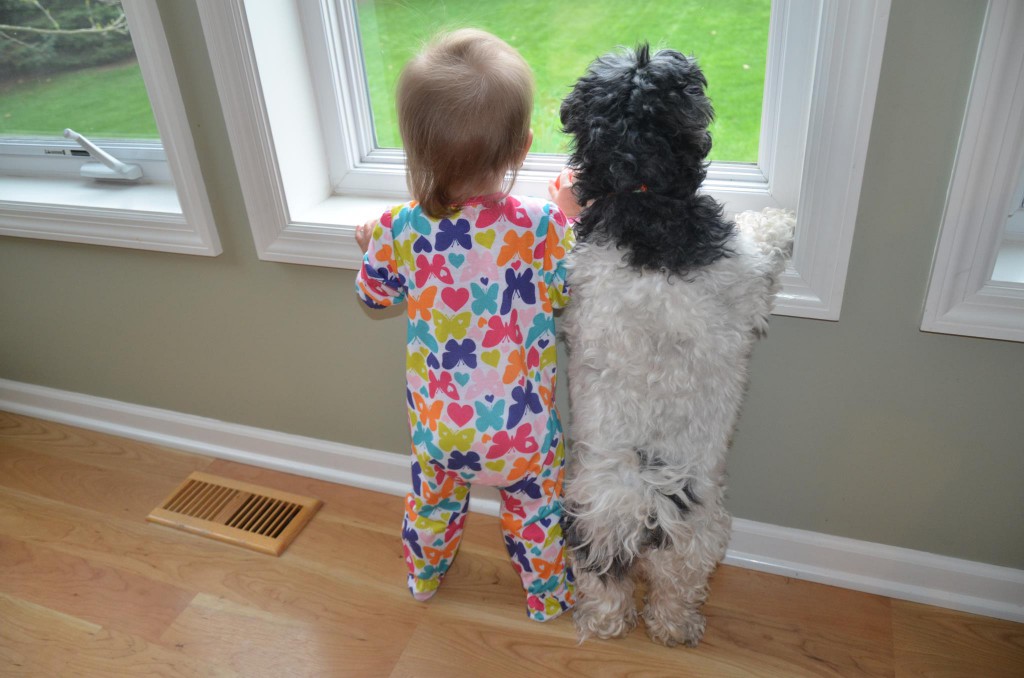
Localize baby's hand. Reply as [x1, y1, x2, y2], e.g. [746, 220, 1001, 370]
[355, 219, 375, 253]
[548, 167, 582, 218]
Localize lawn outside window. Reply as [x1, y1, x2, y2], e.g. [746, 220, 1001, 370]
[0, 0, 220, 257]
[198, 0, 890, 320]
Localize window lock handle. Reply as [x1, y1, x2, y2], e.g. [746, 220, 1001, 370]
[64, 128, 143, 182]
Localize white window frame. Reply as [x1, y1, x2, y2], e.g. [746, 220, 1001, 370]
[921, 0, 1024, 343]
[198, 0, 889, 320]
[0, 0, 221, 256]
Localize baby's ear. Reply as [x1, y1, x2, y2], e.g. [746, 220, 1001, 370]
[518, 129, 534, 165]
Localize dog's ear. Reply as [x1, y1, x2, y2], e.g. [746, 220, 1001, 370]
[650, 50, 715, 144]
[558, 74, 594, 143]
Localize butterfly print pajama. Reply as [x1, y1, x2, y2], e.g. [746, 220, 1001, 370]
[356, 194, 576, 621]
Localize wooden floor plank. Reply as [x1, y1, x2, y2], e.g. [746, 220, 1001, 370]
[0, 411, 212, 479]
[892, 600, 1024, 677]
[0, 593, 235, 678]
[701, 567, 895, 677]
[0, 442, 191, 519]
[389, 605, 703, 678]
[0, 486, 425, 633]
[710, 565, 894, 642]
[160, 592, 414, 678]
[698, 602, 894, 678]
[0, 593, 97, 678]
[1, 411, 1022, 678]
[0, 534, 194, 643]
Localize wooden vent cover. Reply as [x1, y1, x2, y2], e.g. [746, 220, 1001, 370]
[147, 471, 321, 556]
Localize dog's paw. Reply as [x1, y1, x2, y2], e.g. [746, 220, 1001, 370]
[574, 605, 638, 641]
[736, 207, 796, 258]
[643, 607, 706, 648]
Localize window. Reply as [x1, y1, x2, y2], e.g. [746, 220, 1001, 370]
[352, 0, 770, 161]
[0, 0, 220, 256]
[0, 0, 158, 140]
[198, 0, 890, 320]
[990, 167, 1024, 285]
[922, 0, 1024, 342]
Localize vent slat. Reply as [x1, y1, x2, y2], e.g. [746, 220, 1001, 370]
[257, 499, 284, 534]
[264, 502, 294, 536]
[163, 480, 192, 511]
[256, 500, 286, 535]
[180, 482, 217, 516]
[147, 472, 321, 557]
[258, 501, 288, 536]
[200, 486, 236, 520]
[193, 484, 225, 519]
[269, 504, 300, 538]
[229, 494, 261, 529]
[226, 494, 255, 527]
[248, 498, 274, 534]
[238, 496, 270, 532]
[166, 479, 201, 512]
[211, 488, 241, 521]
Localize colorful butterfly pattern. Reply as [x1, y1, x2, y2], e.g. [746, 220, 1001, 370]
[356, 195, 576, 621]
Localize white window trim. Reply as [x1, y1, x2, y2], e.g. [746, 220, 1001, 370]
[298, 0, 810, 211]
[921, 0, 1024, 343]
[198, 0, 889, 320]
[0, 0, 221, 257]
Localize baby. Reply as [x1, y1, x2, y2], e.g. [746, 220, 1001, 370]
[354, 29, 575, 621]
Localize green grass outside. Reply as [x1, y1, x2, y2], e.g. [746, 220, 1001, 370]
[0, 60, 158, 140]
[0, 0, 770, 161]
[357, 0, 771, 162]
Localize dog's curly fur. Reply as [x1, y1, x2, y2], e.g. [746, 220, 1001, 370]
[560, 44, 794, 647]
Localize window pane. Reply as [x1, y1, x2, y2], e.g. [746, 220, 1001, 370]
[0, 0, 158, 140]
[356, 0, 770, 162]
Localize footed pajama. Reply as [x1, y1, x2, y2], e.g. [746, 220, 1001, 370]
[356, 194, 576, 621]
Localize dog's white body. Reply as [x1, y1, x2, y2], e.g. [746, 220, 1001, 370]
[564, 208, 794, 646]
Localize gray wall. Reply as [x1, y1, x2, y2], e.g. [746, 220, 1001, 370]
[2, 0, 1021, 568]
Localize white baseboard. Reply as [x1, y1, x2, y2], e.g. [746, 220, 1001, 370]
[2, 377, 1022, 623]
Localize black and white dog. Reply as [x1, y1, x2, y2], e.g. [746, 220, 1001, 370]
[559, 44, 794, 646]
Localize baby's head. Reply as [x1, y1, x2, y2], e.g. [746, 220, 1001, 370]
[398, 29, 534, 218]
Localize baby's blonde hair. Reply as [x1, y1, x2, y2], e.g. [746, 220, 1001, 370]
[397, 29, 533, 218]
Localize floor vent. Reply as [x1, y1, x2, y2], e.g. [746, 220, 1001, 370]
[147, 471, 321, 556]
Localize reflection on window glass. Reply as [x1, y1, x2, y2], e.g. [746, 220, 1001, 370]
[0, 0, 158, 139]
[991, 171, 1024, 284]
[357, 0, 770, 162]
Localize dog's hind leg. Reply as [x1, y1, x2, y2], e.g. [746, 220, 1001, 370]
[571, 565, 638, 640]
[640, 505, 730, 647]
[565, 504, 641, 639]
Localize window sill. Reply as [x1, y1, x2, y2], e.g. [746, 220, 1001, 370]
[0, 175, 219, 256]
[274, 189, 826, 321]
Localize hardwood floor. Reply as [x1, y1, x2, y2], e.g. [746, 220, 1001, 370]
[1, 411, 1022, 677]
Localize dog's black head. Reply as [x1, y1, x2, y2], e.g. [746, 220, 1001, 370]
[560, 44, 734, 275]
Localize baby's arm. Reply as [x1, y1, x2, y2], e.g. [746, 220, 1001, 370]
[355, 212, 408, 309]
[547, 168, 582, 219]
[543, 204, 576, 310]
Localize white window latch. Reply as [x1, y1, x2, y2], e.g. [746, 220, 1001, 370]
[64, 128, 144, 182]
